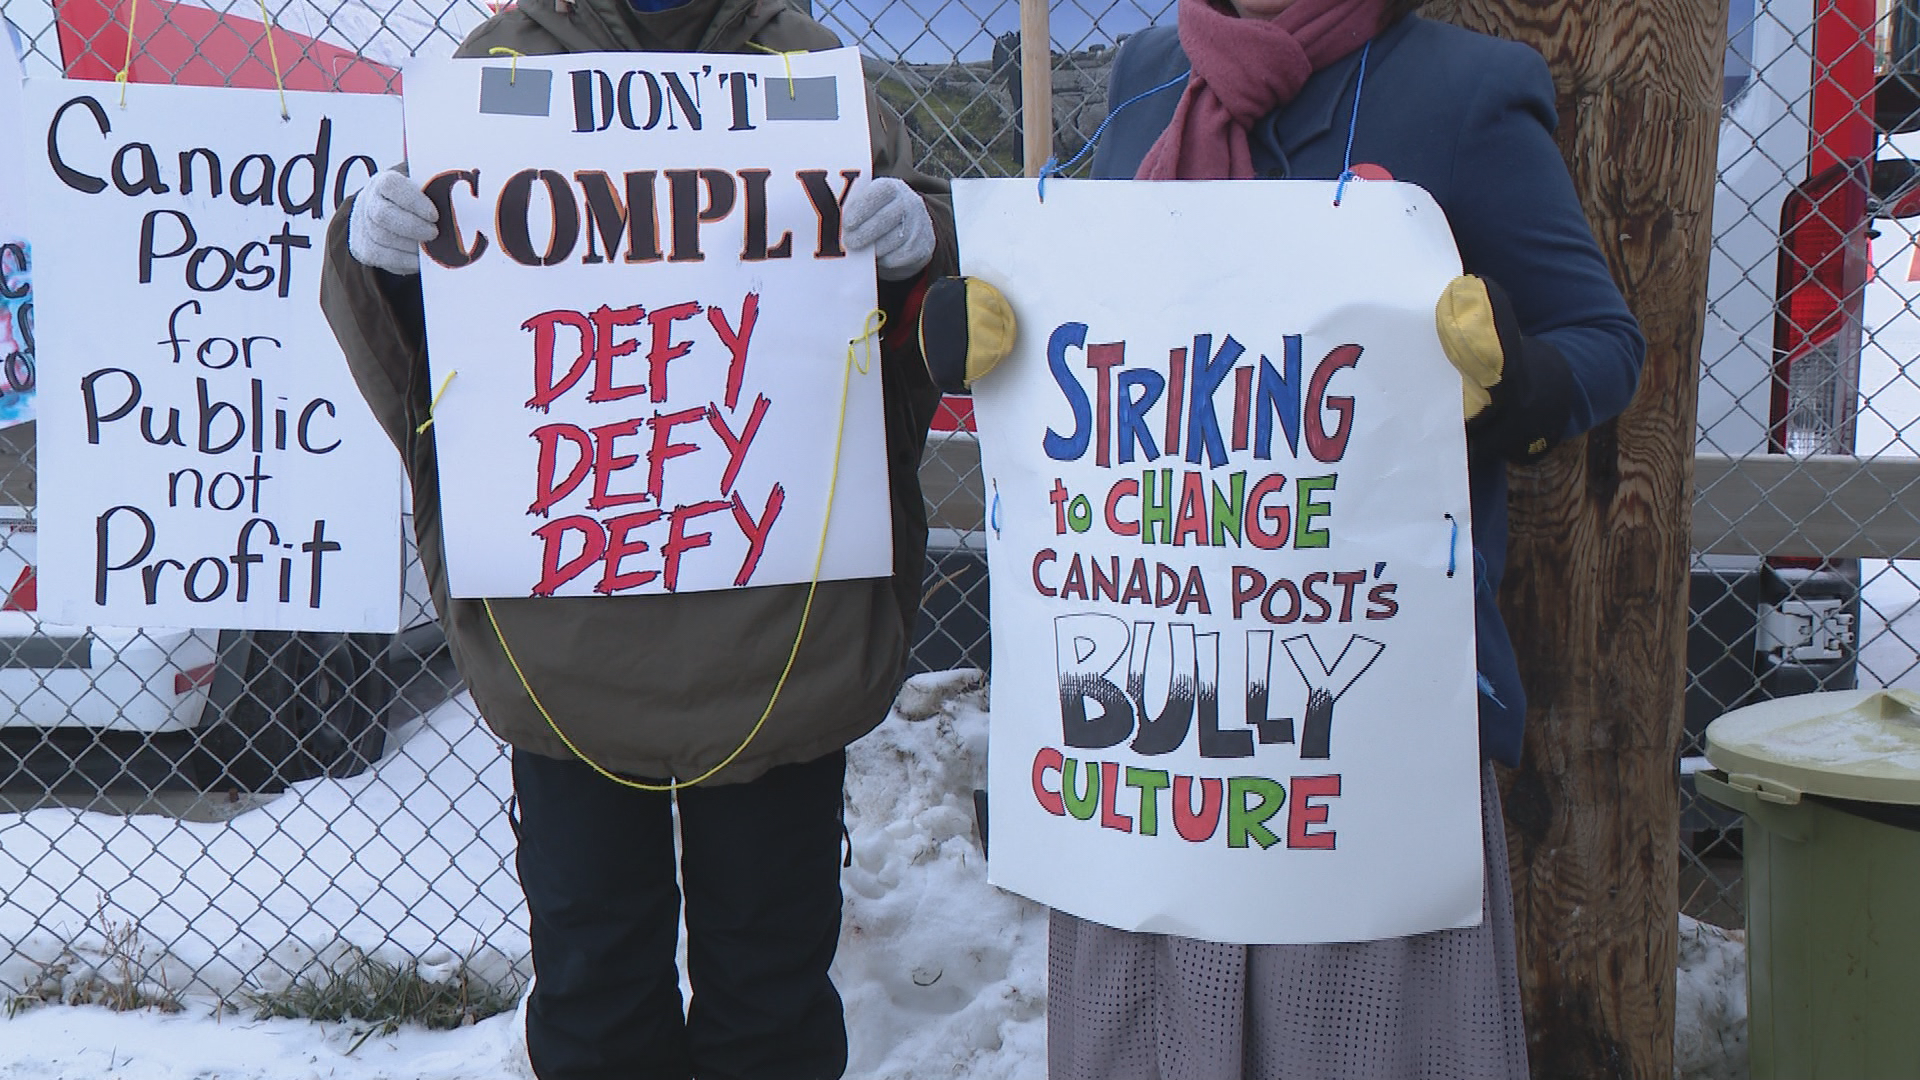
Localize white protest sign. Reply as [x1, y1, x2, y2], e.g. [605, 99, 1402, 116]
[30, 82, 404, 631]
[961, 178, 1484, 945]
[0, 41, 35, 429]
[404, 49, 891, 599]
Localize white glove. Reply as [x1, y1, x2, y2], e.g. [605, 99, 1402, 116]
[348, 167, 439, 276]
[843, 176, 936, 281]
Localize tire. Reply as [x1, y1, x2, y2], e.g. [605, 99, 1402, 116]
[192, 631, 394, 793]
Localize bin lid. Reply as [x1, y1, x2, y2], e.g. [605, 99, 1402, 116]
[1705, 688, 1920, 805]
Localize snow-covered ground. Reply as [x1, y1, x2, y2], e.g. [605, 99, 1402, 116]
[0, 670, 1739, 1079]
[0, 670, 1050, 1079]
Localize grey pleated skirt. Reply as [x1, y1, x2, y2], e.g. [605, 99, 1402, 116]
[1046, 762, 1526, 1080]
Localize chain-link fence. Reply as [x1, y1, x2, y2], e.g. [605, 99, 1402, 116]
[0, 0, 1912, 1012]
[1681, 0, 1920, 931]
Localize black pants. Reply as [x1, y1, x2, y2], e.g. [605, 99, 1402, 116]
[513, 748, 849, 1080]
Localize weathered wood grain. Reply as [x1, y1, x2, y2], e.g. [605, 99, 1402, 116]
[1418, 1, 1724, 1077]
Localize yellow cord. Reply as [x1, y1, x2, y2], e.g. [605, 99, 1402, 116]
[115, 0, 140, 107]
[257, 0, 289, 119]
[416, 370, 459, 434]
[746, 41, 800, 99]
[489, 46, 524, 84]
[485, 310, 887, 792]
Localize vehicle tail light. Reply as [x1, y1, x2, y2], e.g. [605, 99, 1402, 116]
[2, 565, 36, 612]
[1771, 159, 1869, 458]
[174, 662, 216, 695]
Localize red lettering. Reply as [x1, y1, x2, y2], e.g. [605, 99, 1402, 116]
[1333, 570, 1368, 622]
[1231, 565, 1267, 619]
[1099, 761, 1133, 832]
[709, 292, 760, 410]
[1173, 470, 1207, 546]
[1306, 344, 1360, 463]
[523, 309, 594, 411]
[1032, 747, 1066, 816]
[728, 484, 785, 585]
[1172, 776, 1222, 842]
[646, 301, 702, 403]
[1104, 478, 1139, 537]
[646, 406, 706, 502]
[595, 509, 662, 593]
[662, 499, 730, 591]
[586, 303, 647, 403]
[1032, 548, 1058, 597]
[1231, 365, 1253, 451]
[1245, 473, 1289, 550]
[532, 515, 605, 596]
[586, 417, 649, 510]
[529, 423, 592, 517]
[1287, 774, 1341, 849]
[707, 395, 770, 494]
[1086, 342, 1125, 468]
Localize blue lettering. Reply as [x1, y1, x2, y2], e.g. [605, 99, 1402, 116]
[1116, 369, 1164, 464]
[1043, 322, 1093, 461]
[1185, 333, 1242, 468]
[1254, 335, 1302, 460]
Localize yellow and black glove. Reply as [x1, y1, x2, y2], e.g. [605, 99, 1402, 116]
[1435, 274, 1577, 464]
[918, 276, 1017, 393]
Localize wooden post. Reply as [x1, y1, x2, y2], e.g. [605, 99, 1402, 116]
[1416, 1, 1724, 1077]
[1019, 0, 1053, 176]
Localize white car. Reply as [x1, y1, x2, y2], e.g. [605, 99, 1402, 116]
[0, 505, 220, 734]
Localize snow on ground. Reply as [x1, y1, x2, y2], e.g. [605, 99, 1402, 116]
[0, 669, 1747, 1079]
[1674, 914, 1747, 1080]
[0, 670, 1049, 1078]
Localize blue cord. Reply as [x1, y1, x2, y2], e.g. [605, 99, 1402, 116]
[1037, 70, 1190, 201]
[1444, 512, 1458, 578]
[1331, 39, 1372, 206]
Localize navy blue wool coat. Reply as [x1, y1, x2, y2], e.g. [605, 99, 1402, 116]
[1092, 14, 1646, 766]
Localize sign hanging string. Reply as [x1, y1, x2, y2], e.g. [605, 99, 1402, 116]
[488, 46, 524, 84]
[746, 41, 801, 99]
[256, 0, 290, 120]
[115, 0, 140, 107]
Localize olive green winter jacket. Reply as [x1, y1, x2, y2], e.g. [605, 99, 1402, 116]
[320, 0, 954, 783]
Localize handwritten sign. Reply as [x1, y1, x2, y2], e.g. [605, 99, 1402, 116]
[30, 82, 404, 631]
[961, 178, 1485, 945]
[404, 49, 892, 599]
[0, 40, 34, 429]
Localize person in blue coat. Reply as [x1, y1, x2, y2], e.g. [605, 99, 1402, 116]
[1018, 0, 1647, 1077]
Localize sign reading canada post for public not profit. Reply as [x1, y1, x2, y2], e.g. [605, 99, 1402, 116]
[961, 178, 1485, 945]
[29, 82, 405, 632]
[404, 49, 892, 599]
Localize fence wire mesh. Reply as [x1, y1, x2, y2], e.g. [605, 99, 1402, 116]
[0, 0, 1910, 1015]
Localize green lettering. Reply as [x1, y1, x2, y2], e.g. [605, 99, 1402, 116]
[1124, 767, 1171, 836]
[1210, 471, 1245, 547]
[1063, 757, 1100, 821]
[1227, 776, 1286, 849]
[1295, 474, 1336, 549]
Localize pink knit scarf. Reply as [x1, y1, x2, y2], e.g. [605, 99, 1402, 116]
[1135, 0, 1394, 180]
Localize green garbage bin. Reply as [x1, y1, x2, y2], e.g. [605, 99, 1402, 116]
[1696, 688, 1920, 1080]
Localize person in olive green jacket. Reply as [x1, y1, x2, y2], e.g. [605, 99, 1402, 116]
[319, 0, 955, 1073]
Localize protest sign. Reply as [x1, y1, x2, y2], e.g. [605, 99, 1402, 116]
[30, 82, 404, 631]
[961, 178, 1485, 945]
[404, 48, 892, 600]
[0, 40, 35, 429]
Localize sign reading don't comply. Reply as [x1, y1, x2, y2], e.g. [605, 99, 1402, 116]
[404, 49, 892, 600]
